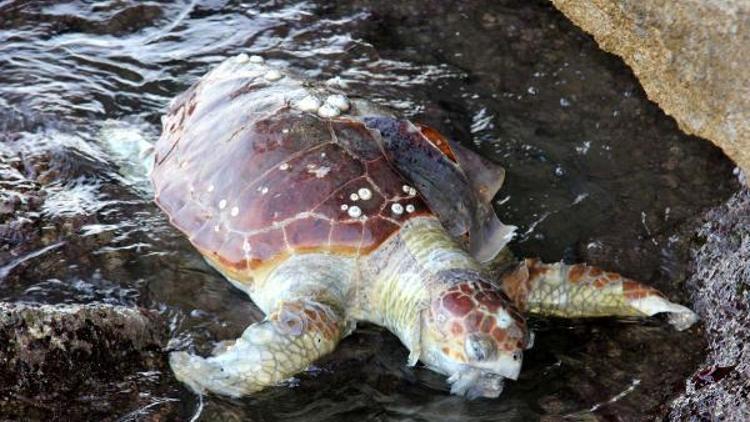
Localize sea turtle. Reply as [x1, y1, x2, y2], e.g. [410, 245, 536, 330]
[152, 54, 698, 399]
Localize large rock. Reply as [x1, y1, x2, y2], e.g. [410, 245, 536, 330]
[667, 187, 750, 420]
[0, 303, 173, 419]
[550, 0, 750, 176]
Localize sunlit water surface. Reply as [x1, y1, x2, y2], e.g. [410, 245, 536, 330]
[0, 0, 738, 420]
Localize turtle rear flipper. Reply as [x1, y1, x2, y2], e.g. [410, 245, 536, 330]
[364, 117, 515, 262]
[499, 259, 698, 331]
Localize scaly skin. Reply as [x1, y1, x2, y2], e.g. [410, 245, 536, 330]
[358, 215, 481, 357]
[360, 217, 529, 397]
[170, 254, 355, 397]
[501, 258, 698, 330]
[170, 299, 344, 397]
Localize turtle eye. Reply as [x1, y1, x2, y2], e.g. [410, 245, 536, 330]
[465, 333, 496, 362]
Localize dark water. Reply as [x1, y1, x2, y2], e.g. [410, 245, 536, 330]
[0, 0, 738, 420]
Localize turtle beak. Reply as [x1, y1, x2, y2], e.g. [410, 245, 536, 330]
[494, 352, 522, 380]
[447, 368, 505, 399]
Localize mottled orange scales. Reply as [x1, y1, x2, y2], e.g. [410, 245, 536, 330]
[492, 328, 506, 343]
[567, 264, 585, 283]
[416, 124, 458, 162]
[468, 312, 486, 330]
[443, 291, 474, 317]
[593, 277, 608, 288]
[480, 316, 496, 332]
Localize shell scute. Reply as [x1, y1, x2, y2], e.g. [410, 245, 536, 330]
[360, 217, 400, 252]
[330, 221, 364, 253]
[215, 231, 250, 270]
[231, 142, 362, 232]
[283, 217, 333, 251]
[331, 120, 383, 161]
[246, 229, 286, 266]
[171, 201, 209, 234]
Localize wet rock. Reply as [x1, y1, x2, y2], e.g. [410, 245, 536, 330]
[668, 187, 750, 420]
[550, 0, 750, 177]
[0, 302, 173, 419]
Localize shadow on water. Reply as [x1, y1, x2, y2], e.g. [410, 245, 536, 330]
[0, 0, 738, 420]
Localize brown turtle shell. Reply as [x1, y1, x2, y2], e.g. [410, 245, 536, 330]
[151, 58, 430, 279]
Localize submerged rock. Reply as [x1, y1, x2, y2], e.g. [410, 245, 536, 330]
[668, 187, 750, 420]
[550, 0, 750, 177]
[0, 303, 172, 419]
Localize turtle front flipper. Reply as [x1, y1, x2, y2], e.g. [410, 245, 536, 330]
[500, 259, 698, 331]
[170, 298, 346, 397]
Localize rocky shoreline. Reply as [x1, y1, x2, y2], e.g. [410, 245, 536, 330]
[0, 302, 173, 420]
[668, 187, 750, 420]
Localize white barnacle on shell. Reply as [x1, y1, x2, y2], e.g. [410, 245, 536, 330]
[347, 205, 362, 218]
[214, 224, 221, 232]
[405, 204, 415, 213]
[325, 94, 349, 112]
[230, 206, 239, 217]
[264, 69, 283, 81]
[317, 103, 340, 118]
[207, 184, 215, 192]
[402, 185, 411, 194]
[242, 239, 252, 252]
[249, 55, 264, 64]
[357, 187, 372, 200]
[349, 193, 359, 201]
[408, 187, 417, 196]
[325, 76, 348, 89]
[235, 53, 250, 63]
[279, 162, 290, 171]
[258, 186, 269, 195]
[391, 203, 404, 215]
[295, 95, 322, 113]
[218, 199, 227, 209]
[307, 165, 331, 178]
[340, 204, 349, 211]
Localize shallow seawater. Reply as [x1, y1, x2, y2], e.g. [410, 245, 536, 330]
[0, 0, 738, 420]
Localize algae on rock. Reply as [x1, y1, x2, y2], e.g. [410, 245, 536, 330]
[668, 187, 750, 420]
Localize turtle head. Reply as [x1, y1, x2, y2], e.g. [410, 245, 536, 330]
[420, 272, 530, 399]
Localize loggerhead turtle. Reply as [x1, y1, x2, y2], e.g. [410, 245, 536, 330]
[152, 54, 698, 399]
